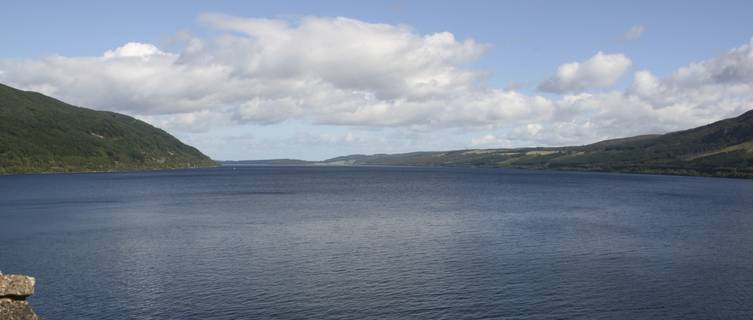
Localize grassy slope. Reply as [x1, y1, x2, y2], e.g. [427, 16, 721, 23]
[0, 83, 216, 174]
[322, 110, 753, 178]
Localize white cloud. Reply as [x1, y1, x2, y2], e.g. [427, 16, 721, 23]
[471, 134, 505, 147]
[0, 15, 500, 129]
[0, 15, 752, 156]
[103, 42, 168, 59]
[623, 25, 645, 41]
[538, 52, 632, 93]
[526, 123, 543, 136]
[620, 37, 753, 124]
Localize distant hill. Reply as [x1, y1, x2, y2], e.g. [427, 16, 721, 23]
[0, 83, 216, 174]
[314, 110, 753, 178]
[221, 159, 314, 166]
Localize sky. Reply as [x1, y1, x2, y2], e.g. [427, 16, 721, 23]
[2, 0, 753, 160]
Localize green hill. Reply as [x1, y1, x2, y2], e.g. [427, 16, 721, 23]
[0, 83, 216, 174]
[319, 109, 753, 178]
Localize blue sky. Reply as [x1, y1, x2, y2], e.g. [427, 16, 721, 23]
[2, 1, 753, 160]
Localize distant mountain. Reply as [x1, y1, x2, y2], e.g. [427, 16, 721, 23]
[221, 159, 314, 166]
[0, 83, 216, 174]
[316, 110, 753, 178]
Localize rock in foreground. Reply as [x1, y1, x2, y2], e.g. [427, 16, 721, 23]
[0, 274, 40, 320]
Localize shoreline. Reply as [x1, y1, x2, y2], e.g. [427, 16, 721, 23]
[0, 163, 220, 177]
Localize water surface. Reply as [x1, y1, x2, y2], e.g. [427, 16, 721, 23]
[1, 166, 753, 319]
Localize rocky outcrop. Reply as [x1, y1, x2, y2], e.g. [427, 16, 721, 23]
[0, 274, 40, 320]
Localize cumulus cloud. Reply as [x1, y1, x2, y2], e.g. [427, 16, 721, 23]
[552, 37, 753, 139]
[621, 37, 753, 123]
[103, 42, 168, 59]
[623, 25, 645, 41]
[0, 15, 506, 129]
[506, 37, 753, 146]
[0, 14, 752, 153]
[538, 52, 632, 93]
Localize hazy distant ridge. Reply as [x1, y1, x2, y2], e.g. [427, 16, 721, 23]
[232, 109, 753, 178]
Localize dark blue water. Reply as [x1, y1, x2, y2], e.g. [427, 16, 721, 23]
[2, 166, 753, 319]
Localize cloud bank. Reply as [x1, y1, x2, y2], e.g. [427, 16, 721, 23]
[1, 14, 752, 153]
